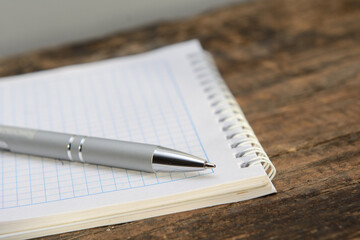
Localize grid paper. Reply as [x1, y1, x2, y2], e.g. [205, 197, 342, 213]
[0, 60, 213, 209]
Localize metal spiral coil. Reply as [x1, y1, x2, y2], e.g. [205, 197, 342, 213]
[187, 52, 276, 180]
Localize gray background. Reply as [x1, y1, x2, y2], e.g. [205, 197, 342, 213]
[0, 0, 244, 59]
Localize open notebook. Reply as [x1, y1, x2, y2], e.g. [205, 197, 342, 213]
[0, 40, 276, 239]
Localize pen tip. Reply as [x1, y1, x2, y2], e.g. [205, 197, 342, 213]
[204, 162, 216, 169]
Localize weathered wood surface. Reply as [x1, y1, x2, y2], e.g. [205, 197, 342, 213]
[1, 0, 359, 239]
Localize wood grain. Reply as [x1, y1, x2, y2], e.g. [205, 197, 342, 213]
[1, 0, 359, 239]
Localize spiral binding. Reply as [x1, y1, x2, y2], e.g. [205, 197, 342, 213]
[188, 52, 276, 180]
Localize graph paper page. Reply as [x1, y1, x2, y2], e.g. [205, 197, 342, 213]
[0, 40, 271, 224]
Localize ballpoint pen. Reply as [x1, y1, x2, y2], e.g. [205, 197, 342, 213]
[0, 125, 216, 172]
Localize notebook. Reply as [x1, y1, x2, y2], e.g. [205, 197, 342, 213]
[0, 40, 276, 239]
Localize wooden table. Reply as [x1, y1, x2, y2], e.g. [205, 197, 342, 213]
[1, 0, 359, 238]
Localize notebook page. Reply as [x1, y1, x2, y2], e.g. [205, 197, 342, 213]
[0, 40, 273, 224]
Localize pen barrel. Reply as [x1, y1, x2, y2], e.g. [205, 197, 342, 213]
[79, 137, 156, 172]
[0, 125, 73, 160]
[0, 125, 157, 172]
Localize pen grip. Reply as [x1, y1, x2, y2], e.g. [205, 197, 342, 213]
[81, 137, 156, 172]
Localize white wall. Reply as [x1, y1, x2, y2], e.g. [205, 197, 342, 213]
[0, 0, 244, 58]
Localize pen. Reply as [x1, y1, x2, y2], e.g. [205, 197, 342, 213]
[0, 125, 216, 172]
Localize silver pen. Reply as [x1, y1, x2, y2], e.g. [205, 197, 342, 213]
[0, 125, 216, 172]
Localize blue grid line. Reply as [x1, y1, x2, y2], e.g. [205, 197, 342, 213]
[88, 74, 107, 138]
[121, 68, 147, 142]
[15, 154, 18, 206]
[133, 65, 163, 184]
[55, 76, 76, 198]
[27, 157, 33, 204]
[163, 61, 211, 164]
[41, 159, 47, 202]
[0, 170, 213, 209]
[153, 62, 194, 178]
[88, 73, 114, 193]
[80, 74, 104, 193]
[99, 72, 121, 190]
[110, 72, 133, 141]
[143, 66, 177, 149]
[22, 85, 34, 205]
[142, 65, 179, 181]
[156, 64, 192, 153]
[32, 79, 48, 202]
[134, 66, 161, 145]
[68, 74, 90, 195]
[10, 84, 19, 207]
[44, 80, 62, 200]
[120, 67, 147, 186]
[111, 70, 134, 188]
